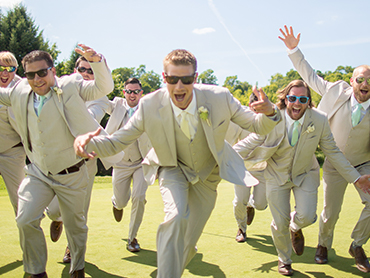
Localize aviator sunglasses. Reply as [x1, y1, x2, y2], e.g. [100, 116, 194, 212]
[25, 67, 52, 80]
[286, 95, 310, 104]
[355, 77, 370, 85]
[124, 89, 142, 95]
[164, 73, 196, 85]
[0, 65, 16, 72]
[77, 66, 94, 75]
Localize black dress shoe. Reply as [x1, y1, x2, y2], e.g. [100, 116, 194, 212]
[246, 206, 255, 225]
[70, 268, 84, 278]
[50, 221, 63, 242]
[63, 246, 71, 264]
[315, 244, 328, 264]
[113, 207, 123, 222]
[290, 229, 304, 256]
[27, 272, 48, 278]
[235, 228, 246, 243]
[278, 261, 293, 276]
[349, 243, 370, 273]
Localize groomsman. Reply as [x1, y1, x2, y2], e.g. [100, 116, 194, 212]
[104, 77, 151, 253]
[46, 55, 110, 264]
[234, 80, 370, 276]
[74, 49, 281, 278]
[279, 25, 370, 273]
[0, 44, 113, 278]
[0, 51, 25, 216]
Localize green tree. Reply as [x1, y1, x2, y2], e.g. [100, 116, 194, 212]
[0, 4, 59, 76]
[55, 44, 80, 76]
[222, 75, 252, 106]
[198, 69, 218, 85]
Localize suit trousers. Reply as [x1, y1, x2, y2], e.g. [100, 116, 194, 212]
[111, 160, 147, 241]
[46, 159, 97, 222]
[233, 170, 267, 233]
[0, 146, 26, 215]
[267, 179, 318, 264]
[319, 161, 370, 248]
[16, 163, 88, 275]
[156, 165, 220, 278]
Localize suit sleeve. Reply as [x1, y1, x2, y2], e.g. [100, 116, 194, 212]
[85, 96, 110, 122]
[319, 117, 360, 183]
[233, 133, 266, 159]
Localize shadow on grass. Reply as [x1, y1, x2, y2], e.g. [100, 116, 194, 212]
[59, 262, 127, 278]
[0, 260, 22, 275]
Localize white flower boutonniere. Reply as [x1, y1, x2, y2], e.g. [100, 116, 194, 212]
[51, 86, 63, 102]
[306, 124, 315, 134]
[198, 106, 211, 126]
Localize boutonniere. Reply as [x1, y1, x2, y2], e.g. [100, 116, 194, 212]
[51, 86, 63, 102]
[305, 124, 315, 134]
[198, 106, 211, 126]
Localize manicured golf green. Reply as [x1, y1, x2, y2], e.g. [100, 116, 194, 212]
[0, 176, 368, 277]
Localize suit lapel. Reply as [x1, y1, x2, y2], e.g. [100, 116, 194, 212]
[327, 89, 352, 120]
[158, 91, 177, 161]
[20, 89, 33, 151]
[106, 99, 127, 134]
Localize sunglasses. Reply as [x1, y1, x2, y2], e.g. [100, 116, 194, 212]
[77, 67, 93, 75]
[0, 65, 16, 72]
[25, 67, 52, 80]
[355, 77, 370, 85]
[124, 89, 142, 95]
[164, 73, 196, 85]
[286, 95, 310, 104]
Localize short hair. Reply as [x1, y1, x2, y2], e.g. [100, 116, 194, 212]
[124, 77, 142, 89]
[353, 65, 370, 77]
[276, 80, 313, 110]
[0, 51, 18, 67]
[75, 56, 88, 68]
[163, 49, 197, 73]
[22, 50, 53, 72]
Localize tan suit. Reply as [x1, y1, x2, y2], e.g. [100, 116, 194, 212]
[0, 75, 26, 215]
[234, 108, 360, 264]
[226, 122, 267, 234]
[0, 60, 113, 275]
[289, 48, 370, 249]
[105, 97, 151, 241]
[87, 84, 280, 277]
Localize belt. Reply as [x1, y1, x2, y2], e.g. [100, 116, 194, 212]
[57, 160, 85, 175]
[12, 142, 23, 148]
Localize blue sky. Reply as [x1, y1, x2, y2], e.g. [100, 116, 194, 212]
[2, 0, 370, 86]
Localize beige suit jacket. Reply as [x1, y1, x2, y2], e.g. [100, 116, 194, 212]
[0, 59, 114, 173]
[234, 108, 360, 187]
[89, 84, 280, 186]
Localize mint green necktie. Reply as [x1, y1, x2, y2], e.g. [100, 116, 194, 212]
[352, 103, 362, 127]
[290, 121, 300, 146]
[128, 108, 135, 118]
[37, 95, 46, 116]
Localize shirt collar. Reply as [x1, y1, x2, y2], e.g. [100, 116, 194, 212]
[285, 109, 306, 127]
[351, 94, 370, 110]
[170, 90, 197, 117]
[34, 91, 52, 100]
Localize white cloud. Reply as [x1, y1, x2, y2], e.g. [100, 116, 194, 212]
[192, 27, 215, 35]
[0, 0, 22, 8]
[316, 20, 325, 25]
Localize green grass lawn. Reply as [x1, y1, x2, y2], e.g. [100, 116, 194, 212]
[0, 175, 369, 277]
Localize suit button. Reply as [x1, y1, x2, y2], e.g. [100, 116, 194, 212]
[43, 154, 47, 157]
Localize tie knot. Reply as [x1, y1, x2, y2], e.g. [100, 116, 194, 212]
[38, 95, 46, 102]
[128, 107, 135, 117]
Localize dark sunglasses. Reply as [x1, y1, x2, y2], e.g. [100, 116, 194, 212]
[286, 95, 310, 104]
[164, 73, 196, 85]
[25, 67, 52, 80]
[124, 89, 142, 95]
[77, 67, 93, 75]
[0, 65, 16, 72]
[355, 77, 370, 85]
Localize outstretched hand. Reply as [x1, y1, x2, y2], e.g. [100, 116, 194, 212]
[278, 25, 300, 50]
[74, 128, 101, 159]
[249, 86, 276, 116]
[354, 175, 370, 195]
[75, 44, 102, 63]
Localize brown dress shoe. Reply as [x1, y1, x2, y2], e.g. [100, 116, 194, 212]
[70, 268, 84, 278]
[246, 206, 255, 226]
[315, 244, 328, 264]
[290, 228, 304, 256]
[50, 221, 63, 242]
[127, 238, 141, 252]
[235, 228, 246, 243]
[113, 207, 123, 222]
[63, 246, 71, 264]
[278, 261, 293, 276]
[349, 243, 370, 273]
[27, 272, 48, 278]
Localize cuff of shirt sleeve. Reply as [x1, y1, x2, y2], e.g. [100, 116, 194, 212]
[287, 47, 299, 55]
[353, 176, 361, 184]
